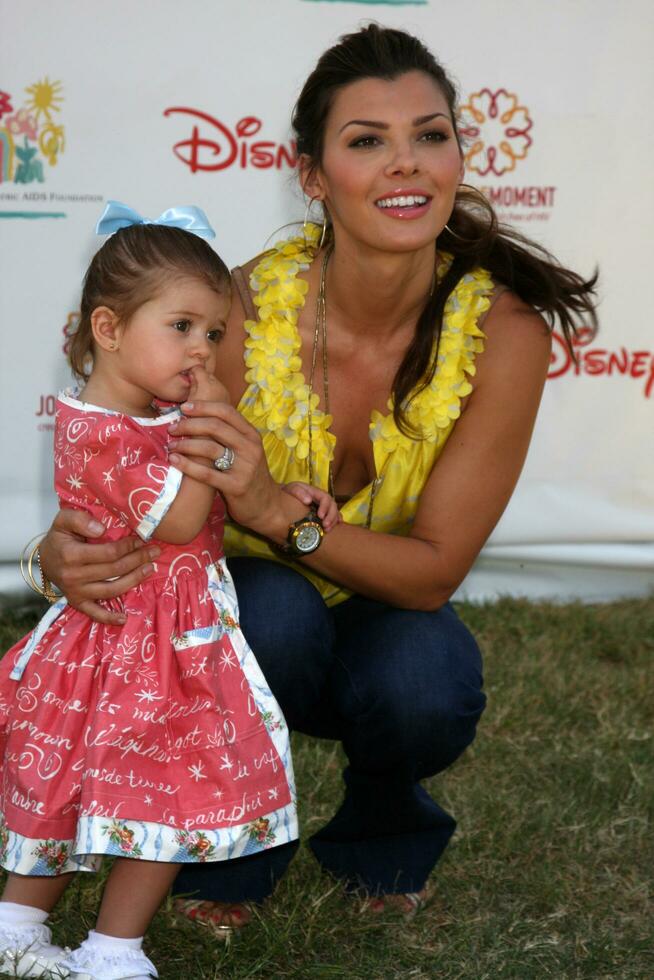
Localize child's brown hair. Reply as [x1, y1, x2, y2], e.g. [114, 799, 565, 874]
[69, 224, 230, 380]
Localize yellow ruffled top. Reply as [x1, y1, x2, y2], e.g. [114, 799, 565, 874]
[224, 224, 495, 605]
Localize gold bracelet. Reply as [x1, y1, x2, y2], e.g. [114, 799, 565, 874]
[36, 547, 61, 604]
[19, 534, 45, 596]
[19, 533, 62, 603]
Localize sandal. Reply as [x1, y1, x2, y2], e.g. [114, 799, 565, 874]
[358, 885, 432, 920]
[173, 898, 253, 941]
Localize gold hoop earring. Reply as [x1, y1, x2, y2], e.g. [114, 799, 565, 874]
[303, 196, 328, 249]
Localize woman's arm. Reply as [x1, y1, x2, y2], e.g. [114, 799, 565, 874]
[303, 297, 551, 608]
[169, 292, 552, 610]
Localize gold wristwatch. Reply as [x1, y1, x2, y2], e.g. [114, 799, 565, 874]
[278, 504, 324, 556]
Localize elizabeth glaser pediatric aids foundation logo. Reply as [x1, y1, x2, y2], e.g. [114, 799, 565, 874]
[459, 87, 554, 224]
[0, 77, 102, 216]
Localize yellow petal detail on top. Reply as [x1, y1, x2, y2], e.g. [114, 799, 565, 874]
[226, 226, 496, 607]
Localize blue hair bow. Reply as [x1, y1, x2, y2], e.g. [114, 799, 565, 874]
[96, 200, 215, 240]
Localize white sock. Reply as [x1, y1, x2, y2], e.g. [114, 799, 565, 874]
[86, 930, 143, 950]
[72, 930, 152, 979]
[0, 901, 48, 925]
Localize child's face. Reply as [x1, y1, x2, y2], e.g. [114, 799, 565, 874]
[115, 277, 230, 404]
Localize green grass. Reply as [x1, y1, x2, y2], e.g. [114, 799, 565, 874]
[1, 596, 652, 979]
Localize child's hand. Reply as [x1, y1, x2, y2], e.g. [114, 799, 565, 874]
[188, 365, 231, 404]
[282, 482, 342, 532]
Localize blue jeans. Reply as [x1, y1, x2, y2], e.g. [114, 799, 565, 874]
[173, 558, 486, 902]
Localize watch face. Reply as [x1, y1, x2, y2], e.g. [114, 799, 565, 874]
[294, 523, 322, 554]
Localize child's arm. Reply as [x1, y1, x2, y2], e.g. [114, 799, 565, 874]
[153, 472, 216, 545]
[282, 482, 341, 532]
[154, 365, 229, 544]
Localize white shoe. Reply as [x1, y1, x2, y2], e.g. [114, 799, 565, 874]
[0, 921, 70, 978]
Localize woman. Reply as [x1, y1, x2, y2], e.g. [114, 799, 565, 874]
[36, 25, 596, 931]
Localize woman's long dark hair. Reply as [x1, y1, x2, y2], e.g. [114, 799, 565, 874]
[292, 24, 598, 436]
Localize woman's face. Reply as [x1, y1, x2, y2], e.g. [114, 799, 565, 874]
[305, 70, 463, 255]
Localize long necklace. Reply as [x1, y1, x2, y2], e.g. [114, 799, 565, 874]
[307, 247, 335, 498]
[307, 249, 438, 526]
[307, 247, 386, 527]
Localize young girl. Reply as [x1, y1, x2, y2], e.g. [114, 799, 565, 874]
[0, 203, 338, 980]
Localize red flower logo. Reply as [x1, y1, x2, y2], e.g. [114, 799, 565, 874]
[0, 91, 13, 120]
[459, 88, 533, 177]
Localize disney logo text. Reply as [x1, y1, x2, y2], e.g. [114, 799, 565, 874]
[548, 330, 654, 398]
[163, 108, 297, 172]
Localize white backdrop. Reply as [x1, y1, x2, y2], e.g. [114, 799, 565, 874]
[1, 0, 652, 601]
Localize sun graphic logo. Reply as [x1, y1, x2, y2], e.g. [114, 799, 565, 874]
[459, 88, 532, 178]
[0, 77, 65, 184]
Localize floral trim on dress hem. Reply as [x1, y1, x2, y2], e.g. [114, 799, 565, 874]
[0, 801, 298, 876]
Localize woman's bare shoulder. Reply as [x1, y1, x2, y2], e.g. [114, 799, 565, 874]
[475, 288, 552, 391]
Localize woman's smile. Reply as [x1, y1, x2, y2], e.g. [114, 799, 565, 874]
[374, 189, 433, 219]
[308, 70, 463, 251]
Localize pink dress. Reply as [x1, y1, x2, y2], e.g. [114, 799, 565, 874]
[0, 391, 296, 875]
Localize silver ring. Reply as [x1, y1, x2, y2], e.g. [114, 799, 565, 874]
[213, 446, 235, 472]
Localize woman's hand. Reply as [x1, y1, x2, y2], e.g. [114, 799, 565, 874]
[167, 401, 301, 540]
[39, 510, 160, 625]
